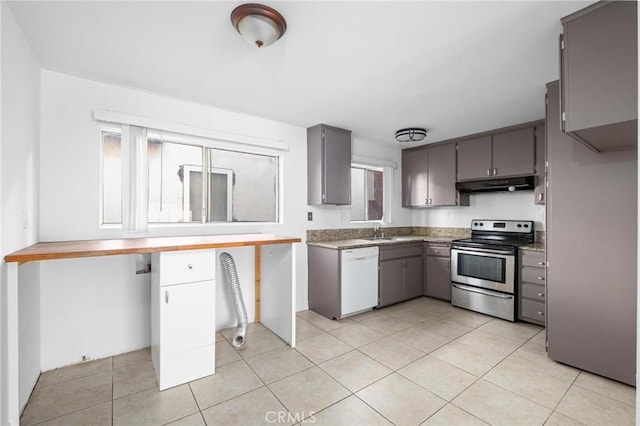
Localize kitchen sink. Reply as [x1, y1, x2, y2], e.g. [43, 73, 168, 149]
[361, 236, 417, 242]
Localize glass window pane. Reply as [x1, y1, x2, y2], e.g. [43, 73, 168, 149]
[148, 138, 203, 223]
[350, 168, 365, 221]
[351, 167, 383, 222]
[367, 170, 384, 221]
[209, 149, 278, 222]
[101, 131, 122, 224]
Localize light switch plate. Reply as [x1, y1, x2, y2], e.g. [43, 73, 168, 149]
[307, 212, 313, 221]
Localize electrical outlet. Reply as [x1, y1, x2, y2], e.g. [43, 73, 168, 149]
[307, 212, 313, 221]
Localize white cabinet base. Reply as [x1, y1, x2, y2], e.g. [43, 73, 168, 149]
[154, 345, 215, 390]
[151, 250, 216, 391]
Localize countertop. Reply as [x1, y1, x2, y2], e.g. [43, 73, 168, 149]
[4, 234, 302, 263]
[307, 236, 456, 250]
[519, 243, 546, 252]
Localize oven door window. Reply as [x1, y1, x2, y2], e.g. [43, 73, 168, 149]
[457, 254, 506, 283]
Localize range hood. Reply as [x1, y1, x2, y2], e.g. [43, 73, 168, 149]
[456, 176, 535, 193]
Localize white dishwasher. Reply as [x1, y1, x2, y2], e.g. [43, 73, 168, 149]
[341, 246, 379, 317]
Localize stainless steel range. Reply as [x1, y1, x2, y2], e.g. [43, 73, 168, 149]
[451, 219, 534, 321]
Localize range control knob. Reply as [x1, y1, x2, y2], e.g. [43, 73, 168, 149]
[479, 222, 484, 226]
[524, 224, 529, 228]
[473, 222, 478, 226]
[517, 224, 522, 228]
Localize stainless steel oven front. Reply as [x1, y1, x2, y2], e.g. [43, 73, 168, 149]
[450, 246, 517, 321]
[450, 247, 515, 293]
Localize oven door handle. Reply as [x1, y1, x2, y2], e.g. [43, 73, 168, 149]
[451, 247, 513, 256]
[452, 284, 514, 299]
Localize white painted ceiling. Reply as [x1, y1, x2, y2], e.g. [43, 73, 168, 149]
[8, 1, 592, 145]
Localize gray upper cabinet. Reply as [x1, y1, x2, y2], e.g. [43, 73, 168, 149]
[560, 1, 637, 152]
[492, 128, 535, 178]
[534, 125, 546, 205]
[427, 144, 458, 206]
[307, 124, 352, 205]
[402, 143, 465, 207]
[402, 147, 428, 207]
[458, 130, 534, 181]
[456, 136, 492, 181]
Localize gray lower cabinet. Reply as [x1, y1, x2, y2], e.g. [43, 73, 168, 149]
[307, 246, 341, 319]
[378, 243, 423, 307]
[518, 250, 545, 326]
[560, 1, 637, 152]
[457, 128, 535, 181]
[423, 243, 451, 301]
[307, 124, 352, 205]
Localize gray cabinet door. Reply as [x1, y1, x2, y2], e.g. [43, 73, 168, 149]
[403, 256, 423, 300]
[307, 124, 351, 205]
[425, 256, 451, 301]
[307, 246, 341, 319]
[379, 259, 404, 307]
[402, 148, 428, 207]
[323, 126, 352, 205]
[561, 1, 637, 152]
[492, 128, 535, 178]
[457, 136, 492, 181]
[427, 144, 457, 206]
[534, 125, 546, 205]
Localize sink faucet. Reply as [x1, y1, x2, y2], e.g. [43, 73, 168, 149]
[373, 225, 384, 239]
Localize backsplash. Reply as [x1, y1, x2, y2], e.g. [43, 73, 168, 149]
[306, 226, 471, 242]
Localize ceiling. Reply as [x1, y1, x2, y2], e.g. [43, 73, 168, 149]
[8, 1, 592, 146]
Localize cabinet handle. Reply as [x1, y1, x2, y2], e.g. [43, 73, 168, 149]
[425, 198, 428, 205]
[537, 311, 544, 316]
[487, 168, 491, 176]
[429, 198, 432, 205]
[165, 290, 169, 304]
[493, 168, 498, 176]
[538, 261, 545, 266]
[538, 193, 544, 202]
[537, 276, 544, 281]
[537, 292, 544, 297]
[187, 264, 193, 270]
[434, 249, 439, 253]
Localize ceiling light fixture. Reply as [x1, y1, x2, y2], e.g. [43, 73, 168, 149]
[395, 128, 427, 143]
[231, 3, 287, 48]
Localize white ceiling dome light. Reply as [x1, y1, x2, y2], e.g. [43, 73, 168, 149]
[395, 128, 427, 143]
[230, 3, 287, 48]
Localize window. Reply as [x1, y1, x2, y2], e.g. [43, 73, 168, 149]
[101, 130, 122, 224]
[101, 129, 280, 226]
[351, 165, 384, 222]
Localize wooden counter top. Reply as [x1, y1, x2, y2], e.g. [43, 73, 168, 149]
[4, 234, 301, 263]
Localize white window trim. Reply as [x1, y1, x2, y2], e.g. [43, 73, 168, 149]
[94, 109, 289, 152]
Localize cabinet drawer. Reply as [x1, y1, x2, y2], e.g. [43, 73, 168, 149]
[521, 250, 545, 268]
[159, 249, 216, 286]
[521, 299, 545, 324]
[521, 267, 545, 284]
[424, 244, 450, 257]
[379, 244, 422, 261]
[521, 282, 545, 302]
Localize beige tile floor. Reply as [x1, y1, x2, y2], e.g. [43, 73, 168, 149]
[21, 297, 636, 425]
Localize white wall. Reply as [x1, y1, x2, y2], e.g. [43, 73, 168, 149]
[1, 1, 41, 415]
[412, 191, 546, 232]
[38, 71, 410, 370]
